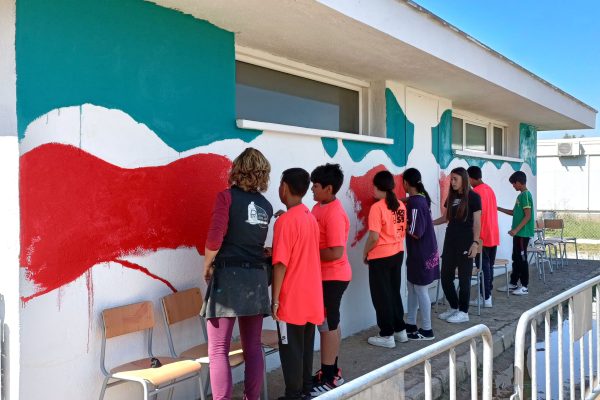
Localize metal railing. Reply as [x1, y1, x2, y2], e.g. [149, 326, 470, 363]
[511, 275, 600, 400]
[318, 324, 493, 400]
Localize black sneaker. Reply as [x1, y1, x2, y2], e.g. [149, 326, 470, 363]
[405, 324, 418, 334]
[407, 328, 435, 341]
[310, 369, 344, 397]
[311, 369, 323, 385]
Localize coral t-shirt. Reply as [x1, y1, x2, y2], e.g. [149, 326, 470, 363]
[367, 199, 407, 260]
[473, 183, 500, 247]
[272, 204, 324, 326]
[311, 199, 352, 282]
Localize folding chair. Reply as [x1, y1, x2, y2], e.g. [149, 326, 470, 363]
[528, 244, 552, 283]
[493, 258, 510, 298]
[161, 288, 279, 400]
[99, 301, 202, 400]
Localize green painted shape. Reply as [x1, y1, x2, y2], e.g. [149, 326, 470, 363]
[321, 137, 338, 158]
[341, 88, 414, 167]
[432, 109, 535, 173]
[431, 109, 453, 169]
[16, 0, 259, 151]
[519, 123, 537, 175]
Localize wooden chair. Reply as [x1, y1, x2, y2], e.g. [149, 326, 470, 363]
[99, 301, 202, 400]
[161, 288, 279, 400]
[544, 218, 578, 265]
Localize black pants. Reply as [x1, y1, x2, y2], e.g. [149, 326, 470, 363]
[441, 252, 473, 313]
[368, 251, 406, 336]
[277, 322, 315, 398]
[510, 236, 530, 288]
[475, 246, 497, 299]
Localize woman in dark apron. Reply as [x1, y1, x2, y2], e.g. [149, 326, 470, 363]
[202, 147, 273, 400]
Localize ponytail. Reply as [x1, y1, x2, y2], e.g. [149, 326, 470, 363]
[373, 170, 400, 211]
[385, 190, 400, 212]
[415, 182, 432, 209]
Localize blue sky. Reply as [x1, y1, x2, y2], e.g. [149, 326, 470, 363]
[414, 0, 599, 139]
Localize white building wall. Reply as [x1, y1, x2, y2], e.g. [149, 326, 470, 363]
[0, 0, 16, 137]
[537, 139, 600, 212]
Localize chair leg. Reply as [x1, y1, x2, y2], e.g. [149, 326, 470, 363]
[261, 347, 269, 400]
[477, 271, 481, 316]
[198, 373, 207, 400]
[434, 278, 441, 312]
[505, 267, 509, 299]
[141, 382, 150, 400]
[575, 239, 579, 264]
[166, 382, 175, 400]
[99, 376, 110, 400]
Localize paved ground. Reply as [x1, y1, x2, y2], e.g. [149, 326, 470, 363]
[229, 258, 600, 399]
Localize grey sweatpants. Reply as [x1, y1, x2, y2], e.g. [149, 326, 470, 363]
[406, 282, 432, 330]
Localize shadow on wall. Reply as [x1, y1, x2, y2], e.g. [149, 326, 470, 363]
[0, 293, 8, 400]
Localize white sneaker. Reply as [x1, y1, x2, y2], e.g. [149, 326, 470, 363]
[484, 297, 493, 308]
[367, 335, 396, 348]
[439, 308, 458, 320]
[512, 287, 529, 296]
[393, 330, 408, 343]
[497, 284, 519, 292]
[447, 311, 469, 323]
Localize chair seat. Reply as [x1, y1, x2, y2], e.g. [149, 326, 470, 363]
[544, 237, 567, 243]
[111, 357, 201, 386]
[527, 246, 546, 253]
[261, 329, 279, 349]
[494, 259, 509, 267]
[180, 342, 245, 367]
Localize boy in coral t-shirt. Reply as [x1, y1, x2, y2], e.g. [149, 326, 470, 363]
[272, 168, 324, 400]
[308, 164, 352, 395]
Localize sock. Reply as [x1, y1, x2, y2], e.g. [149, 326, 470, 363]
[321, 363, 336, 382]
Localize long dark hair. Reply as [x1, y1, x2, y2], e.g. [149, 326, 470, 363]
[402, 168, 432, 208]
[446, 167, 470, 221]
[373, 170, 399, 211]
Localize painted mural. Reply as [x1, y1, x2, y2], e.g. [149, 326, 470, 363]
[20, 143, 231, 302]
[14, 0, 539, 398]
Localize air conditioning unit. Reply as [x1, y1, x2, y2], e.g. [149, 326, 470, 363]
[557, 142, 581, 157]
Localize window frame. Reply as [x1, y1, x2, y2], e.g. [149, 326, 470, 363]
[452, 110, 508, 157]
[235, 45, 369, 135]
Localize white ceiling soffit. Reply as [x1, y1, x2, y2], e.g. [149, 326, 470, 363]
[152, 0, 596, 131]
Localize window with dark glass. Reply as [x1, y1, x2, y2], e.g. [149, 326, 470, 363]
[235, 61, 360, 134]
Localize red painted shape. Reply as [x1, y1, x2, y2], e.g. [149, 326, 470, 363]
[349, 165, 406, 246]
[20, 144, 232, 301]
[439, 171, 451, 217]
[113, 259, 178, 293]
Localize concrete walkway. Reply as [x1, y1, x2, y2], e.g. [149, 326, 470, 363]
[232, 258, 600, 399]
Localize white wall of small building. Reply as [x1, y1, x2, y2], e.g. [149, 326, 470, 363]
[538, 138, 600, 212]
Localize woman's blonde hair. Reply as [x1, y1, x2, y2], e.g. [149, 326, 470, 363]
[229, 147, 271, 192]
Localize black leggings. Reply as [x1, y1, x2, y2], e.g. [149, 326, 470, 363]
[368, 251, 406, 336]
[441, 252, 473, 313]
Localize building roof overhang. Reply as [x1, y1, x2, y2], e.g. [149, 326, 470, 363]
[153, 0, 596, 131]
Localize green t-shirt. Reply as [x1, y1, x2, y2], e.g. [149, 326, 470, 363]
[512, 190, 534, 238]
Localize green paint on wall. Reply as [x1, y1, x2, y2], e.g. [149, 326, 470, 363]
[341, 88, 414, 167]
[321, 138, 338, 158]
[432, 109, 536, 174]
[519, 123, 537, 175]
[16, 0, 259, 152]
[431, 109, 453, 169]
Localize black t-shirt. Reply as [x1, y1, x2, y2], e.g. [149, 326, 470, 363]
[443, 190, 482, 255]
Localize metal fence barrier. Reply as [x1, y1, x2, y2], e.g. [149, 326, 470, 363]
[511, 275, 600, 400]
[318, 324, 493, 400]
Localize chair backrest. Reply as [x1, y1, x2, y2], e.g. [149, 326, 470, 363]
[162, 288, 203, 326]
[543, 218, 564, 230]
[536, 219, 545, 229]
[102, 301, 155, 339]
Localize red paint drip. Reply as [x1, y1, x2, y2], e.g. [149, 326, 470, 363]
[20, 144, 231, 302]
[113, 259, 177, 293]
[439, 171, 451, 217]
[348, 165, 406, 246]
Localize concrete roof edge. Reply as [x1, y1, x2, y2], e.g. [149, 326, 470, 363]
[399, 0, 598, 114]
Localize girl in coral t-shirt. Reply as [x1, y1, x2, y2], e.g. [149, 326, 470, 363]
[362, 170, 407, 349]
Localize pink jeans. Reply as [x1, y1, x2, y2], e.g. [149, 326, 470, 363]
[206, 315, 264, 400]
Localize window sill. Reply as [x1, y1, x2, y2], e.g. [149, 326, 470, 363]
[455, 150, 524, 163]
[236, 119, 394, 145]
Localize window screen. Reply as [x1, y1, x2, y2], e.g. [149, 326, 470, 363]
[452, 117, 463, 150]
[236, 61, 359, 134]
